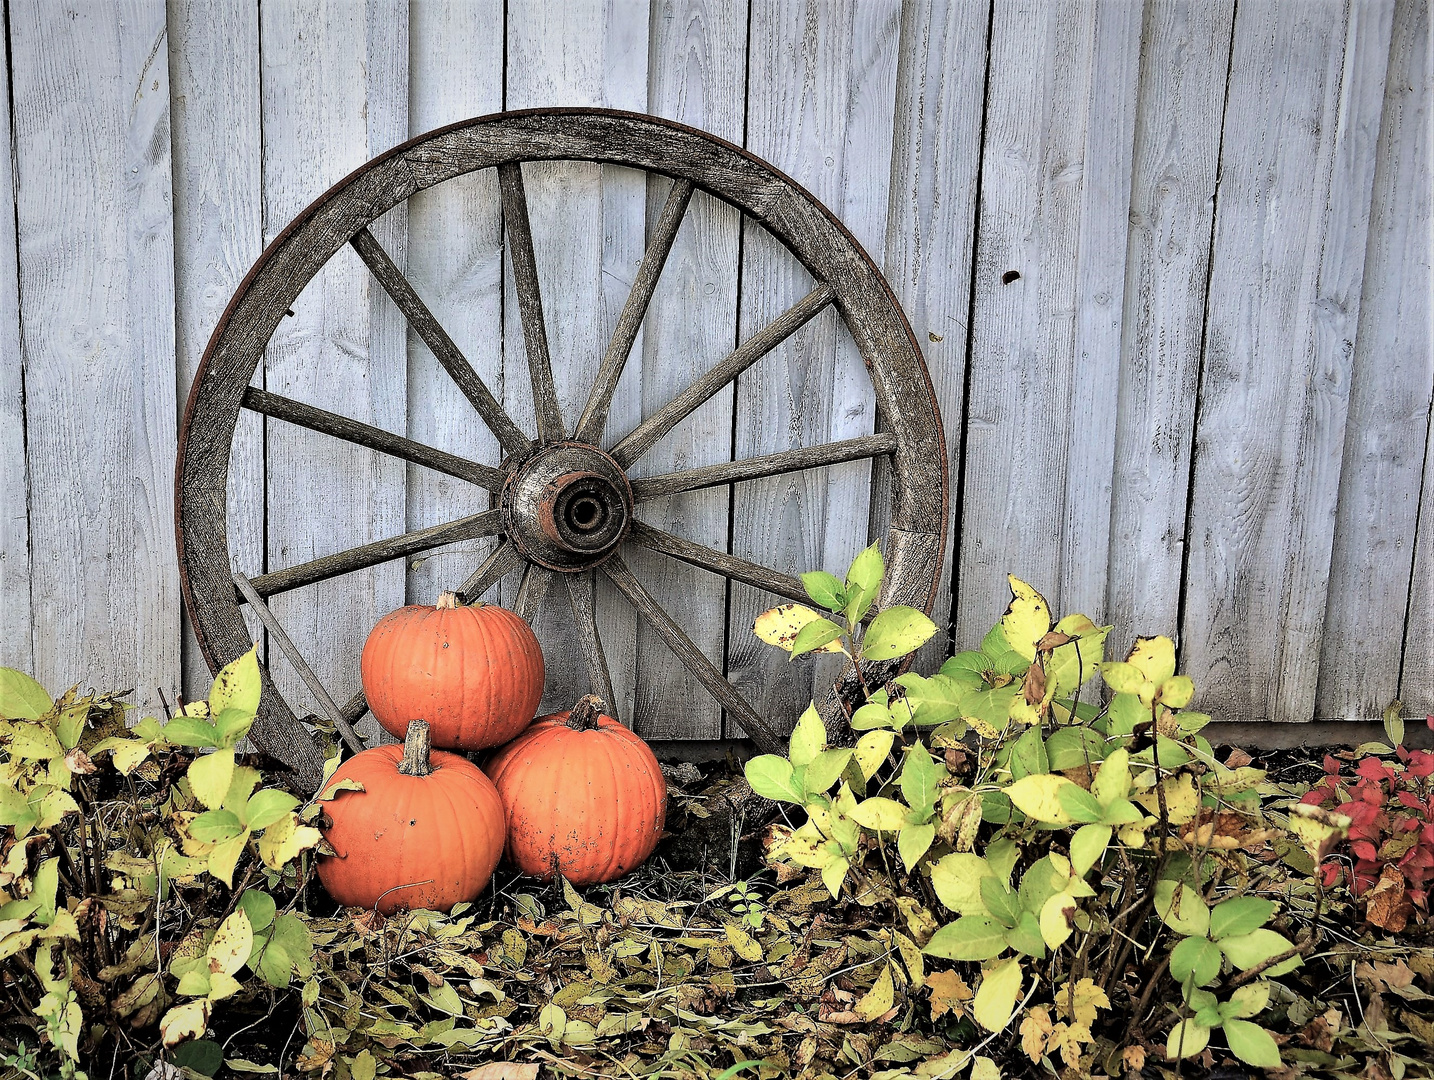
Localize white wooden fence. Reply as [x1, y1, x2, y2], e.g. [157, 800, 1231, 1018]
[0, 0, 1429, 743]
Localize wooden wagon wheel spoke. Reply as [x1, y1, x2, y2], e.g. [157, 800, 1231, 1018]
[572, 178, 695, 445]
[349, 227, 531, 459]
[242, 387, 507, 492]
[600, 552, 781, 752]
[609, 283, 835, 468]
[246, 509, 503, 599]
[456, 539, 525, 605]
[498, 162, 565, 445]
[564, 570, 617, 712]
[514, 563, 556, 624]
[624, 521, 808, 606]
[339, 689, 370, 729]
[630, 432, 898, 502]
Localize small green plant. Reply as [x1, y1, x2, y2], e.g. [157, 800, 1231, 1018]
[744, 542, 1337, 1072]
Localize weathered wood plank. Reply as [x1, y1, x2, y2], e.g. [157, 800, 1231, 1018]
[405, 0, 506, 609]
[503, 0, 647, 719]
[626, 0, 749, 741]
[879, 0, 991, 670]
[168, 0, 265, 701]
[260, 0, 408, 745]
[1182, 0, 1393, 722]
[1319, 0, 1431, 720]
[955, 0, 1143, 648]
[0, 32, 30, 674]
[1105, 0, 1235, 648]
[727, 0, 903, 739]
[10, 0, 179, 707]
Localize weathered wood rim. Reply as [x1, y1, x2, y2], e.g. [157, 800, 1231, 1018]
[176, 108, 948, 787]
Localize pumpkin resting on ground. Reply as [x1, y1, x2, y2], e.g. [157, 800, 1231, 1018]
[316, 720, 505, 914]
[485, 696, 666, 885]
[361, 591, 544, 750]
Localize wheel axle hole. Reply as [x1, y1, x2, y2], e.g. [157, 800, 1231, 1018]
[566, 495, 607, 533]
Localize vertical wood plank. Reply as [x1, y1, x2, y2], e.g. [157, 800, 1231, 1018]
[880, 0, 990, 669]
[504, 0, 648, 721]
[954, 0, 1143, 648]
[168, 0, 265, 700]
[260, 0, 408, 743]
[1182, 0, 1394, 722]
[628, 0, 747, 741]
[10, 0, 179, 707]
[405, 0, 506, 609]
[1321, 0, 1430, 719]
[1105, 0, 1234, 649]
[0, 29, 30, 673]
[725, 0, 902, 735]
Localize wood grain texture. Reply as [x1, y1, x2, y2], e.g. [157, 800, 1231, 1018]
[880, 0, 990, 670]
[627, 0, 749, 741]
[260, 0, 408, 744]
[1182, 0, 1393, 722]
[727, 0, 903, 738]
[405, 0, 506, 610]
[955, 0, 1143, 649]
[0, 32, 30, 673]
[1105, 0, 1235, 648]
[168, 0, 265, 702]
[503, 0, 648, 720]
[10, 0, 179, 707]
[1319, 0, 1430, 720]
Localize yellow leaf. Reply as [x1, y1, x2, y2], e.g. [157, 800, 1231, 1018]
[188, 748, 235, 811]
[723, 921, 763, 962]
[160, 1000, 211, 1047]
[1159, 676, 1194, 708]
[972, 957, 1023, 1032]
[207, 835, 247, 888]
[752, 605, 844, 654]
[207, 909, 252, 978]
[1005, 774, 1078, 825]
[1290, 804, 1351, 862]
[1126, 636, 1176, 686]
[851, 797, 909, 832]
[1020, 1006, 1053, 1062]
[1001, 576, 1051, 661]
[926, 969, 971, 1019]
[206, 971, 243, 1001]
[970, 1056, 1001, 1080]
[1091, 749, 1132, 806]
[1135, 773, 1200, 826]
[855, 963, 895, 1021]
[1039, 891, 1077, 950]
[854, 731, 895, 781]
[930, 853, 994, 915]
[1057, 977, 1110, 1027]
[257, 813, 322, 871]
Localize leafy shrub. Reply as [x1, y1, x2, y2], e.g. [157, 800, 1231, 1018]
[745, 544, 1346, 1071]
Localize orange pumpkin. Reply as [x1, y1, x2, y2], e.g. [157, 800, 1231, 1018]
[316, 720, 505, 914]
[484, 696, 666, 885]
[361, 592, 544, 750]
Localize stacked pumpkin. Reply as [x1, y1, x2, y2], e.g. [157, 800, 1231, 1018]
[314, 592, 666, 914]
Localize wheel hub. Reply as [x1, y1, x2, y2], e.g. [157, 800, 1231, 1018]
[502, 443, 632, 570]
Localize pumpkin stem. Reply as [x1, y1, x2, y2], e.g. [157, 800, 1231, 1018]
[436, 592, 459, 610]
[398, 720, 434, 776]
[567, 695, 607, 731]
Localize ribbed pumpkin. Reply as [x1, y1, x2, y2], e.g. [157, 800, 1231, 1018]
[484, 696, 666, 885]
[361, 592, 544, 750]
[315, 720, 505, 914]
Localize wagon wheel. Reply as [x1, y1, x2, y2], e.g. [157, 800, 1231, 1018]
[177, 109, 947, 790]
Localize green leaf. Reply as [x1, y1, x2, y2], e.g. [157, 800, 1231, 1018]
[212, 707, 257, 749]
[8, 722, 63, 760]
[821, 855, 850, 899]
[980, 623, 1011, 659]
[1223, 981, 1271, 1020]
[851, 700, 894, 731]
[1047, 622, 1111, 694]
[745, 755, 804, 804]
[853, 731, 894, 780]
[844, 543, 884, 624]
[971, 957, 1023, 1032]
[801, 571, 846, 613]
[209, 647, 262, 718]
[1165, 1020, 1211, 1060]
[1003, 911, 1046, 959]
[1218, 929, 1300, 976]
[1006, 725, 1049, 779]
[788, 704, 825, 768]
[255, 913, 312, 987]
[244, 790, 301, 832]
[171, 1040, 223, 1077]
[237, 891, 276, 935]
[862, 606, 938, 661]
[979, 878, 1021, 928]
[0, 668, 53, 720]
[803, 749, 852, 796]
[1069, 824, 1112, 877]
[1044, 727, 1106, 771]
[930, 853, 994, 915]
[897, 823, 935, 871]
[923, 916, 1008, 961]
[190, 810, 246, 843]
[899, 742, 946, 814]
[895, 672, 968, 726]
[163, 715, 220, 749]
[1106, 693, 1145, 737]
[1056, 783, 1103, 824]
[1170, 936, 1223, 987]
[851, 797, 908, 832]
[1159, 676, 1194, 709]
[790, 617, 845, 660]
[940, 651, 989, 689]
[1100, 662, 1150, 697]
[1005, 774, 1079, 825]
[189, 748, 236, 811]
[1017, 856, 1069, 916]
[1221, 1020, 1282, 1068]
[1000, 576, 1051, 661]
[1091, 748, 1132, 806]
[961, 685, 1020, 738]
[1209, 897, 1276, 941]
[1154, 880, 1210, 938]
